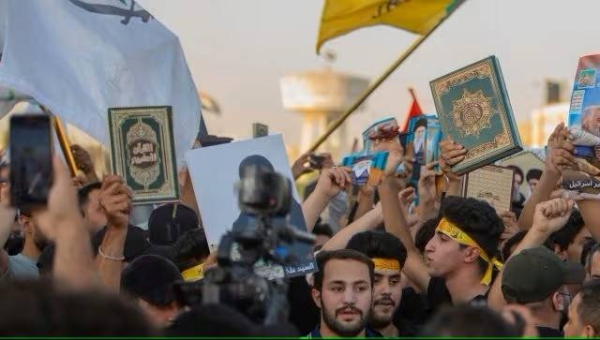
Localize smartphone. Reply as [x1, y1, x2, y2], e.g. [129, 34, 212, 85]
[9, 115, 54, 208]
[309, 154, 325, 170]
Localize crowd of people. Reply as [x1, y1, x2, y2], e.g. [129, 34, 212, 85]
[0, 121, 599, 338]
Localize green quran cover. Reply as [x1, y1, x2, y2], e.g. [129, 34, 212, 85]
[108, 106, 179, 204]
[430, 56, 522, 175]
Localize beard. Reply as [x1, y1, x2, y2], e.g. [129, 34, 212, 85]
[322, 302, 369, 337]
[33, 234, 50, 252]
[413, 137, 424, 154]
[370, 296, 397, 329]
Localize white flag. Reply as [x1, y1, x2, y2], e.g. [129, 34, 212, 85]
[0, 0, 203, 165]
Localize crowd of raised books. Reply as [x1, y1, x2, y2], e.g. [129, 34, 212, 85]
[3, 55, 600, 338]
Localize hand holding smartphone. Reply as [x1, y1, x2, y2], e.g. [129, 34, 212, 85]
[9, 115, 54, 209]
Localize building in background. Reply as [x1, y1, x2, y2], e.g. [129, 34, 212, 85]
[280, 67, 369, 162]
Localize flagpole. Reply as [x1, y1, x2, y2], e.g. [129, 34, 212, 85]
[307, 0, 467, 153]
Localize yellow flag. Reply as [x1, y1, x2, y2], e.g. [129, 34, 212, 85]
[316, 0, 457, 53]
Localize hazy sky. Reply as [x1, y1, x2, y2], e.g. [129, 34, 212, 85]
[139, 0, 600, 152]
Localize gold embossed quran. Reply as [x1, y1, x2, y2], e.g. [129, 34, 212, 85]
[430, 56, 522, 175]
[108, 106, 179, 204]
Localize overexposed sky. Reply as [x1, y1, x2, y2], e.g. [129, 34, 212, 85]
[139, 0, 600, 152]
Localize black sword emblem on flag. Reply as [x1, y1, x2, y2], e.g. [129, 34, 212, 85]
[69, 0, 153, 25]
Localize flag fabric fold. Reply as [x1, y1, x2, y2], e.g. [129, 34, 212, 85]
[316, 0, 457, 53]
[402, 88, 423, 132]
[0, 0, 203, 166]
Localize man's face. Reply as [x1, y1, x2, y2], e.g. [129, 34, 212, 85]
[584, 108, 600, 135]
[414, 126, 426, 140]
[528, 178, 539, 193]
[313, 259, 373, 337]
[588, 251, 600, 281]
[20, 212, 49, 252]
[371, 268, 402, 329]
[568, 227, 593, 264]
[514, 174, 523, 190]
[563, 294, 585, 337]
[84, 189, 107, 233]
[425, 232, 464, 278]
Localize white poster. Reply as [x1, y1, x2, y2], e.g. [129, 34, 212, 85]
[185, 134, 316, 278]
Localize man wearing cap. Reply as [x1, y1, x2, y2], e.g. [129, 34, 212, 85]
[501, 246, 584, 336]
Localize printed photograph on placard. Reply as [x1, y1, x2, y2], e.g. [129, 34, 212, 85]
[564, 54, 600, 198]
[108, 106, 179, 204]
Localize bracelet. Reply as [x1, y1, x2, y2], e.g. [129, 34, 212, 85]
[98, 246, 125, 261]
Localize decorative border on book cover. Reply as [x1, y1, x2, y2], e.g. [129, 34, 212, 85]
[108, 106, 179, 204]
[431, 56, 522, 174]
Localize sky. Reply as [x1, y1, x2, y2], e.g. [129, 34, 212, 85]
[139, 0, 600, 154]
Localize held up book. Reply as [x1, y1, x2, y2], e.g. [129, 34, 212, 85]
[564, 54, 600, 198]
[108, 106, 179, 204]
[430, 56, 522, 175]
[462, 165, 515, 214]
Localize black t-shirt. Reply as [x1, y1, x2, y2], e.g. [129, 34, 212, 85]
[536, 326, 563, 338]
[426, 277, 488, 310]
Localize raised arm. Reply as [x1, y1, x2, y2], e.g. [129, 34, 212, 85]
[488, 198, 574, 310]
[439, 137, 467, 197]
[95, 175, 131, 292]
[518, 123, 573, 230]
[301, 167, 351, 232]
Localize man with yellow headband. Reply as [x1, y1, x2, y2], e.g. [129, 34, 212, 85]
[347, 231, 409, 337]
[379, 173, 504, 309]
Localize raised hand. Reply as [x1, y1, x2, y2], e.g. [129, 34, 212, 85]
[418, 161, 438, 206]
[546, 123, 576, 174]
[71, 144, 98, 181]
[532, 198, 574, 234]
[99, 175, 132, 230]
[439, 137, 466, 181]
[314, 166, 352, 199]
[33, 156, 84, 240]
[499, 211, 519, 243]
[291, 153, 312, 180]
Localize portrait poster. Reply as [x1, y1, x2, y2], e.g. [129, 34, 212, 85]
[564, 54, 600, 198]
[185, 134, 316, 279]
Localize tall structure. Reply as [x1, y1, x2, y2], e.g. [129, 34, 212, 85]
[518, 102, 569, 148]
[280, 68, 369, 160]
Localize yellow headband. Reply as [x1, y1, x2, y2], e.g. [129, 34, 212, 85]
[436, 218, 503, 286]
[181, 264, 204, 282]
[372, 258, 401, 271]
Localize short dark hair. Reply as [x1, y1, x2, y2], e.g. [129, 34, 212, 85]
[582, 240, 598, 267]
[312, 223, 333, 238]
[550, 209, 585, 252]
[526, 169, 543, 182]
[415, 217, 440, 254]
[0, 279, 153, 336]
[346, 231, 407, 268]
[577, 281, 600, 332]
[585, 243, 600, 268]
[121, 255, 182, 307]
[77, 181, 102, 209]
[313, 249, 374, 291]
[170, 229, 210, 271]
[441, 196, 503, 261]
[506, 165, 524, 182]
[502, 231, 527, 262]
[419, 304, 518, 337]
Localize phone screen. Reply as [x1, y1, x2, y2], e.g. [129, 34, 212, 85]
[10, 115, 53, 208]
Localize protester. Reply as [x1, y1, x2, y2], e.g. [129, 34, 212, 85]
[121, 255, 185, 328]
[312, 222, 333, 252]
[419, 304, 519, 337]
[170, 228, 210, 281]
[564, 280, 600, 337]
[77, 181, 106, 234]
[308, 249, 380, 338]
[346, 231, 409, 337]
[585, 243, 600, 282]
[501, 246, 584, 336]
[549, 209, 593, 263]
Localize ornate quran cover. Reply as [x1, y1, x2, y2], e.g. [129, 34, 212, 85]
[108, 106, 179, 204]
[462, 165, 515, 213]
[430, 56, 522, 175]
[563, 54, 600, 198]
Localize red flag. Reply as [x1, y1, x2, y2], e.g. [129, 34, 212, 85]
[401, 88, 423, 132]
